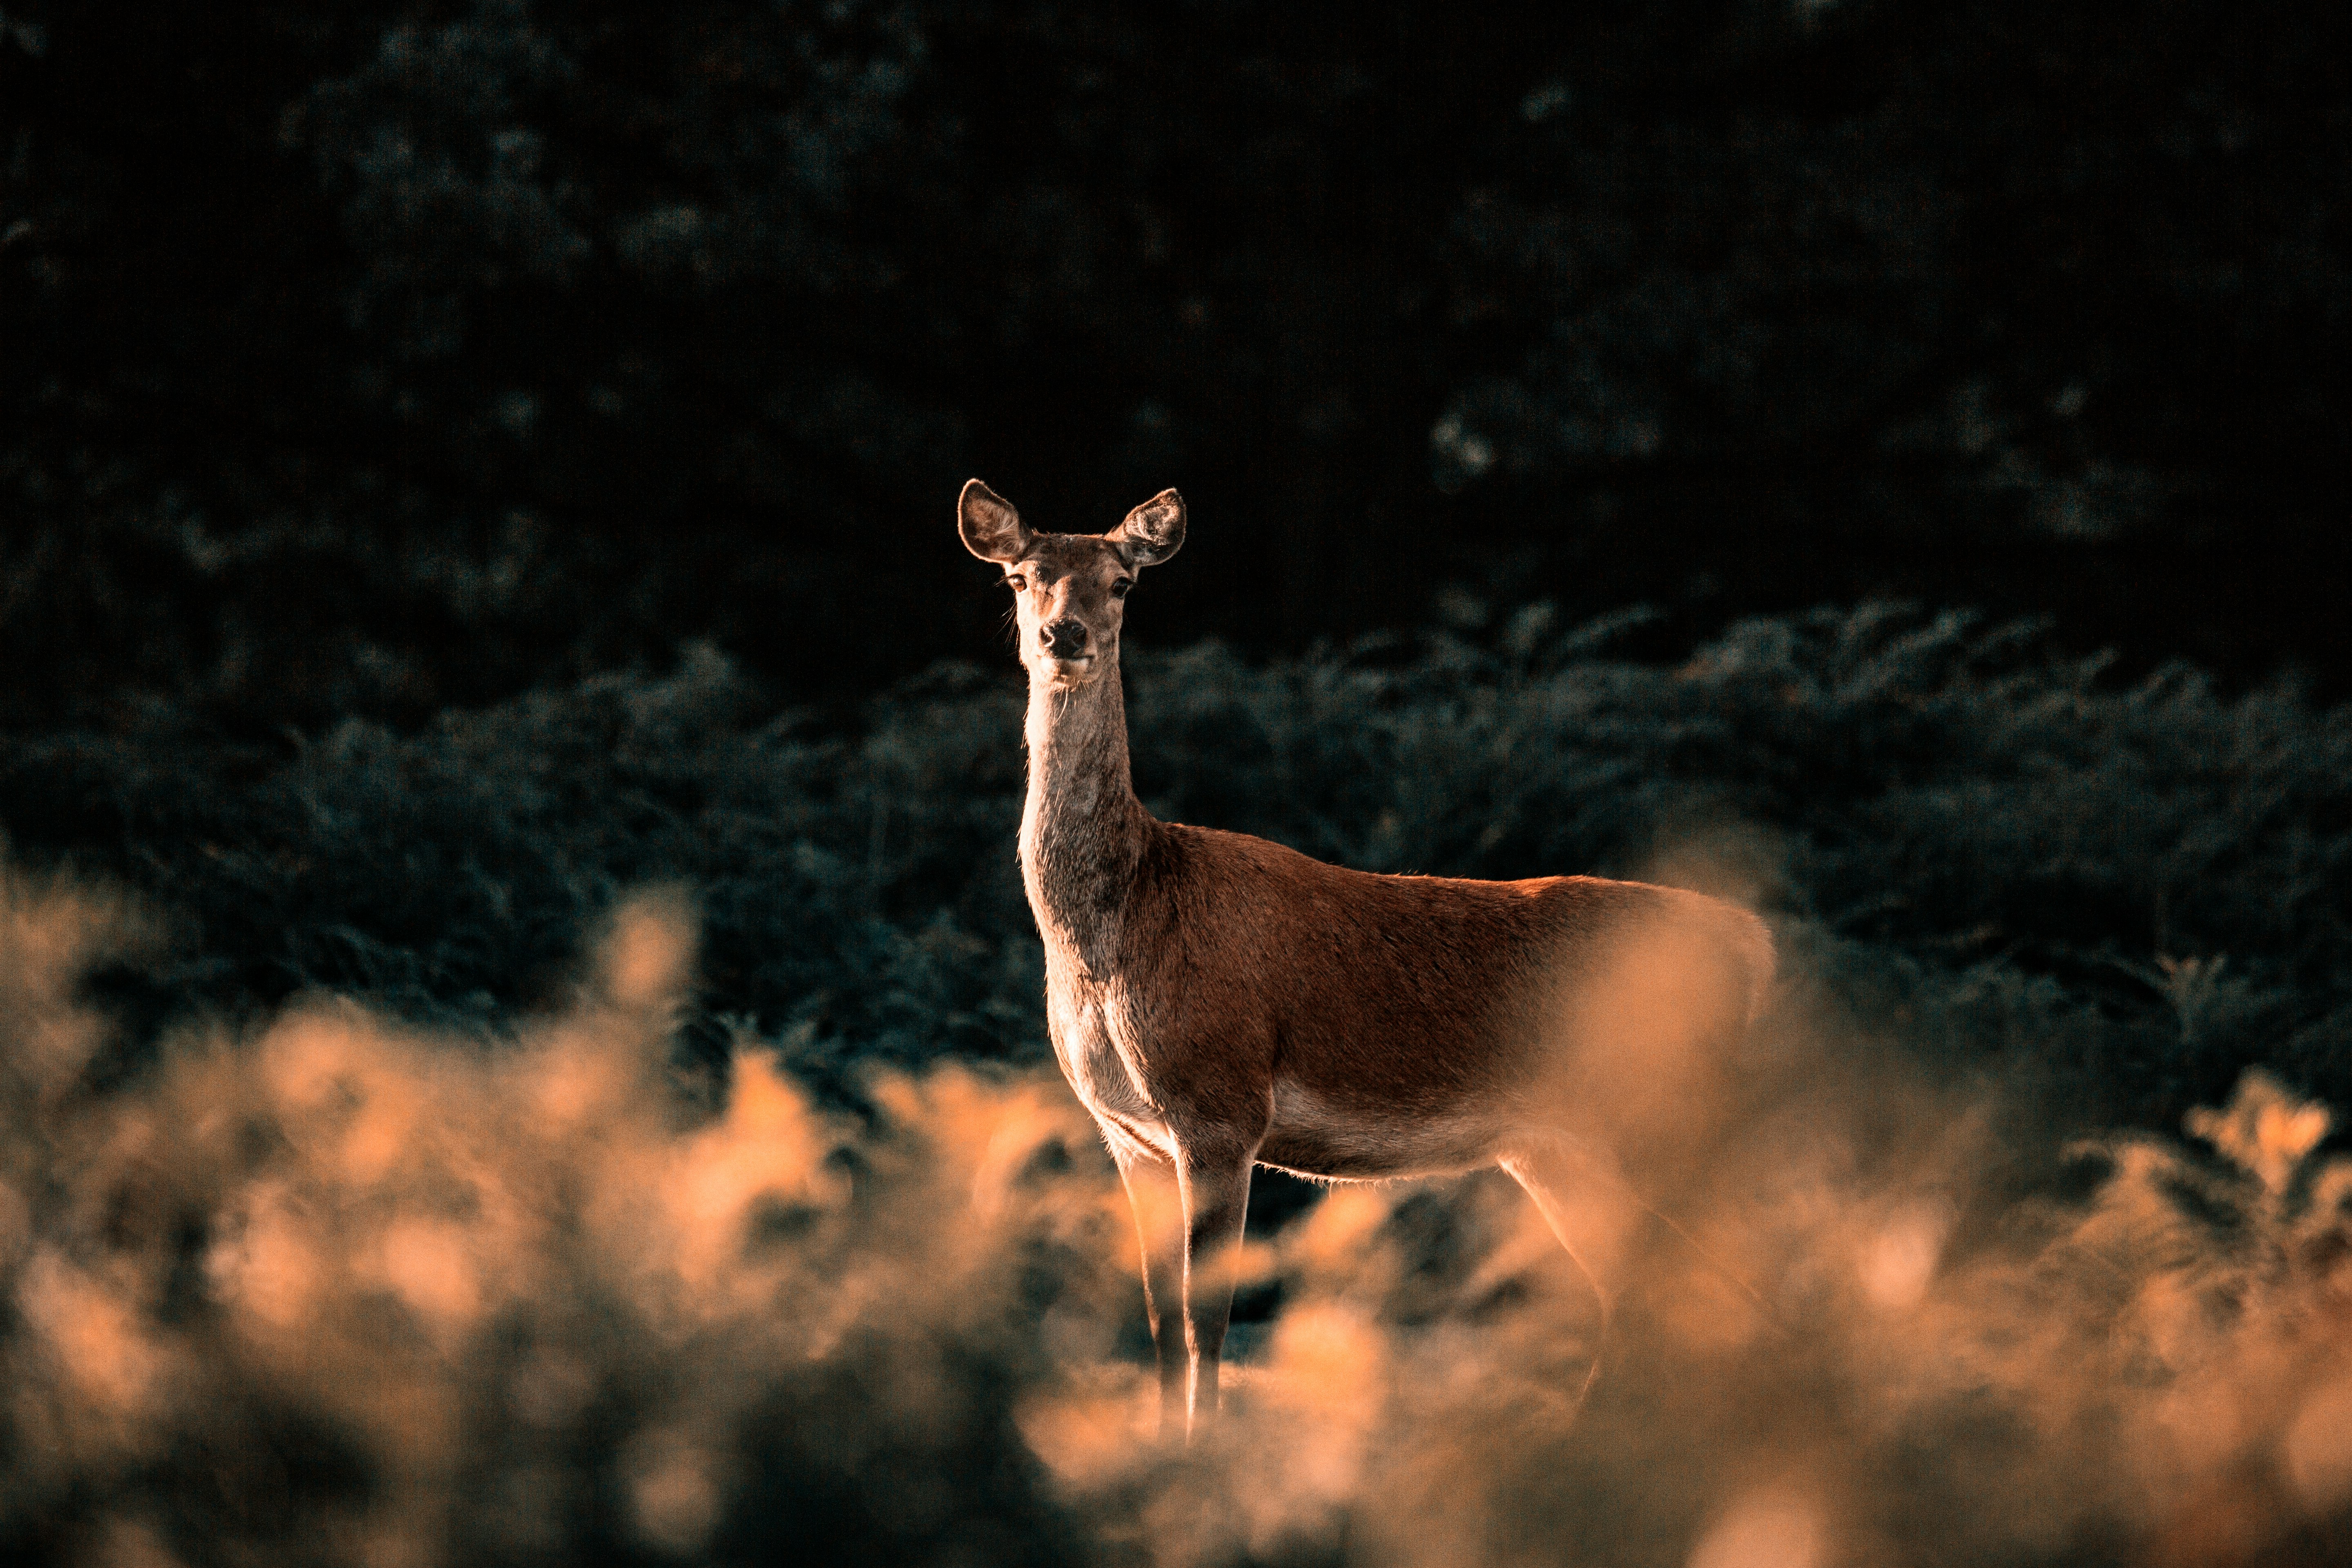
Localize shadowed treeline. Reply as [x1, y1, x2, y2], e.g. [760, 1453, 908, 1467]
[4, 0, 2351, 728]
[2, 864, 2351, 1567]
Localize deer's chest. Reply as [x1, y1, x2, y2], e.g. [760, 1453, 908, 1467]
[1045, 969, 1166, 1143]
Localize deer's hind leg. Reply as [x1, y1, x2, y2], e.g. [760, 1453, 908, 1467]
[1498, 1138, 1642, 1405]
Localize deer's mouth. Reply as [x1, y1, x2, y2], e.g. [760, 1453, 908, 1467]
[1039, 653, 1096, 687]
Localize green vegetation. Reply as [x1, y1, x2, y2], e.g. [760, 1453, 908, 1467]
[5, 604, 2343, 1134]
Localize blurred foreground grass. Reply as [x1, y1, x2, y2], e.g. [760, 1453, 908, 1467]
[3, 603, 2344, 1133]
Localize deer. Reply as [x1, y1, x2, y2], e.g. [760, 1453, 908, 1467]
[958, 479, 1776, 1439]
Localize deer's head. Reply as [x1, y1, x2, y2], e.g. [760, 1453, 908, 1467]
[959, 480, 1185, 691]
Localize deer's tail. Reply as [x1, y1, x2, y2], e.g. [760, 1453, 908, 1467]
[1722, 906, 1777, 1028]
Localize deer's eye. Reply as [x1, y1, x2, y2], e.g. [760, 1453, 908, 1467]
[1109, 578, 1133, 599]
[1004, 574, 1029, 592]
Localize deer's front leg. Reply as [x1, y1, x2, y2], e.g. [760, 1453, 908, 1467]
[1111, 1142, 1187, 1432]
[1172, 1130, 1258, 1437]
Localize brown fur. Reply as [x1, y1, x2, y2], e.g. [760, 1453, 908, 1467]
[959, 479, 1776, 1437]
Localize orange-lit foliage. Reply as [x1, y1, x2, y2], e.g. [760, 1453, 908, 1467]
[1, 862, 2350, 1566]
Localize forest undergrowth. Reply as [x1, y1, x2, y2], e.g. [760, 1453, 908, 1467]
[1, 602, 2344, 1131]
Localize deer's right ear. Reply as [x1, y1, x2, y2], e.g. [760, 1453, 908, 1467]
[959, 479, 1031, 563]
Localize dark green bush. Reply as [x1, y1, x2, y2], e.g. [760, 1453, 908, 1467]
[2, 606, 2344, 1130]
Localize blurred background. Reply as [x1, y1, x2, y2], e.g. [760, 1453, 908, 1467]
[5, 0, 2349, 731]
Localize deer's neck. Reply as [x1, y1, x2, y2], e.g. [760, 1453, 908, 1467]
[1021, 664, 1147, 978]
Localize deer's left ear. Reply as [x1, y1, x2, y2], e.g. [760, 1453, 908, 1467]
[1111, 488, 1185, 567]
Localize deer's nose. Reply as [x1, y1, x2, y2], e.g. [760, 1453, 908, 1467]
[1040, 618, 1090, 655]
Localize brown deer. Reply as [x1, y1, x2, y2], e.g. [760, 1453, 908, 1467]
[958, 479, 1775, 1437]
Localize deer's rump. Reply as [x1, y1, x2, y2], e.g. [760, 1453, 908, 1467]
[1123, 823, 1773, 1181]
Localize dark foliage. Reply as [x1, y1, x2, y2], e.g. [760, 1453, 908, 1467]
[5, 607, 2346, 1136]
[4, 0, 2350, 732]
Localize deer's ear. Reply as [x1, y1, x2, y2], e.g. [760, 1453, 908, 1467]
[958, 479, 1031, 563]
[1111, 488, 1185, 567]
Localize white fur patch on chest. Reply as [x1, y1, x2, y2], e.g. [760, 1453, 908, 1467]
[1047, 980, 1161, 1129]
